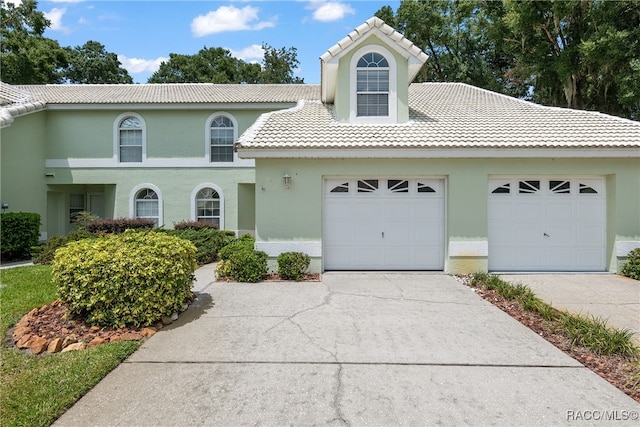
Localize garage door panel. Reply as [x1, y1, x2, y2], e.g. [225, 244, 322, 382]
[324, 178, 445, 270]
[489, 177, 605, 272]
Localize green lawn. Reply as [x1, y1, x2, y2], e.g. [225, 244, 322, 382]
[0, 265, 139, 427]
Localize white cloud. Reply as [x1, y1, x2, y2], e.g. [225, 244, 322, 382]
[308, 1, 355, 22]
[228, 44, 264, 62]
[44, 7, 70, 33]
[118, 55, 168, 74]
[191, 5, 276, 37]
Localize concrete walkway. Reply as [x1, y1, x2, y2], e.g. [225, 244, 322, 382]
[502, 274, 640, 343]
[54, 267, 640, 426]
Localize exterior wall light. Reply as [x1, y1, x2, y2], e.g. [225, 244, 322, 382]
[1, 203, 8, 213]
[283, 173, 291, 189]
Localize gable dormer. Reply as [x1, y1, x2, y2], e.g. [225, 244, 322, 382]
[320, 17, 428, 124]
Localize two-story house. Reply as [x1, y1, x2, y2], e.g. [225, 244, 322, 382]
[2, 17, 639, 274]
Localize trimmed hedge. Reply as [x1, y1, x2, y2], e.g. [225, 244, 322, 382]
[277, 252, 310, 281]
[0, 212, 41, 261]
[621, 248, 640, 280]
[52, 230, 197, 328]
[173, 220, 220, 230]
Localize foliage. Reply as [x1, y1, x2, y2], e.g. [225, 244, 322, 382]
[147, 43, 303, 84]
[31, 228, 95, 265]
[63, 40, 133, 84]
[260, 43, 304, 84]
[0, 0, 67, 84]
[165, 228, 235, 265]
[621, 248, 640, 280]
[174, 220, 224, 230]
[52, 231, 197, 328]
[470, 273, 638, 357]
[83, 217, 155, 234]
[0, 212, 41, 261]
[216, 234, 266, 282]
[557, 313, 638, 358]
[277, 251, 310, 281]
[148, 47, 261, 83]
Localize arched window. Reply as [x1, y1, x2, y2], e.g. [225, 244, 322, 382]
[118, 116, 143, 162]
[135, 188, 159, 226]
[195, 188, 220, 227]
[356, 52, 389, 117]
[209, 115, 235, 162]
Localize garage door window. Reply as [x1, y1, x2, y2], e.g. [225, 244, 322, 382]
[357, 180, 379, 193]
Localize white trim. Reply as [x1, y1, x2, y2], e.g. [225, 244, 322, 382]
[449, 241, 488, 257]
[349, 45, 397, 124]
[190, 183, 225, 229]
[255, 241, 322, 257]
[114, 112, 146, 163]
[237, 147, 640, 159]
[617, 241, 640, 257]
[45, 158, 254, 168]
[129, 183, 163, 227]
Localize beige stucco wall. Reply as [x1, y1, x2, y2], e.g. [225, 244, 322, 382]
[254, 157, 640, 274]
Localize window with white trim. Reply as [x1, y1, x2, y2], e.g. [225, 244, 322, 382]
[195, 188, 220, 227]
[209, 115, 235, 162]
[356, 52, 389, 117]
[69, 193, 85, 223]
[135, 188, 159, 226]
[118, 116, 143, 162]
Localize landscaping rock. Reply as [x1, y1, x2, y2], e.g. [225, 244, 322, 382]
[61, 342, 86, 352]
[62, 336, 78, 349]
[47, 337, 63, 353]
[140, 327, 156, 337]
[161, 316, 173, 325]
[119, 332, 143, 341]
[88, 337, 107, 348]
[29, 336, 49, 354]
[16, 334, 34, 349]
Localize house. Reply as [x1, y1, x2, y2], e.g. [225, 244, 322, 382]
[2, 17, 639, 274]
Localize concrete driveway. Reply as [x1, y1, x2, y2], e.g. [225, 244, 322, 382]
[54, 268, 640, 426]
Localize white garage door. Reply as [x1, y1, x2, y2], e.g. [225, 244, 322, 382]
[324, 178, 445, 270]
[488, 178, 606, 271]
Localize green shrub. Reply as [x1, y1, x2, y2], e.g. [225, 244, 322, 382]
[165, 228, 234, 265]
[84, 217, 155, 234]
[558, 313, 638, 357]
[0, 212, 41, 261]
[621, 248, 640, 280]
[173, 220, 223, 230]
[229, 248, 268, 283]
[277, 251, 310, 281]
[51, 230, 197, 328]
[216, 234, 266, 282]
[32, 228, 96, 265]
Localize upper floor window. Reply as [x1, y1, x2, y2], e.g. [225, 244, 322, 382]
[209, 115, 235, 162]
[356, 52, 389, 117]
[115, 113, 145, 163]
[134, 188, 159, 226]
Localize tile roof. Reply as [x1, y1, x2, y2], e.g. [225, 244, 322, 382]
[12, 83, 321, 105]
[0, 83, 46, 127]
[237, 83, 640, 151]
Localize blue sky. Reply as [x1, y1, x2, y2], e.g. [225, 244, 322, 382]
[33, 0, 402, 83]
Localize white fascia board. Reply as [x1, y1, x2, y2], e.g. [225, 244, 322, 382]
[46, 157, 255, 168]
[44, 103, 298, 111]
[237, 148, 640, 159]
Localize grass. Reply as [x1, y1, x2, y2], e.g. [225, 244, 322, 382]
[0, 265, 140, 427]
[469, 272, 639, 358]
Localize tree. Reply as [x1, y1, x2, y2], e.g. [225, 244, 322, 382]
[63, 41, 132, 84]
[0, 0, 67, 83]
[148, 47, 261, 84]
[260, 44, 303, 84]
[148, 44, 302, 84]
[503, 0, 640, 119]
